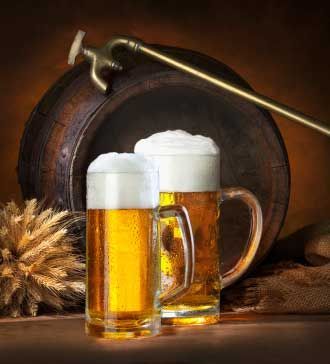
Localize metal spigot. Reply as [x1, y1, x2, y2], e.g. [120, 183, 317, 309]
[68, 30, 330, 137]
[68, 30, 125, 93]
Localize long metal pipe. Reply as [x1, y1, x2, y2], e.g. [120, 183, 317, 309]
[140, 44, 330, 137]
[69, 31, 330, 137]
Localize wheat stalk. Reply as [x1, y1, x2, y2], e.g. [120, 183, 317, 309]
[0, 199, 85, 317]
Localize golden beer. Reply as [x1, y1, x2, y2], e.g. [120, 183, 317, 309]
[160, 192, 221, 325]
[86, 152, 194, 338]
[86, 208, 160, 338]
[135, 130, 263, 326]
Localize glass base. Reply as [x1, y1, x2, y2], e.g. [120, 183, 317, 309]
[86, 320, 160, 339]
[161, 305, 220, 326]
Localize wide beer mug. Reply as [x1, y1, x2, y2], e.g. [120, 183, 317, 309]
[135, 130, 263, 325]
[86, 153, 194, 338]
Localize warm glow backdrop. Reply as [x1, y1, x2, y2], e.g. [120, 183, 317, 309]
[0, 1, 329, 237]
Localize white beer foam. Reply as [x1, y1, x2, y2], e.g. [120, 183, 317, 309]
[134, 130, 219, 155]
[134, 130, 220, 192]
[87, 153, 159, 209]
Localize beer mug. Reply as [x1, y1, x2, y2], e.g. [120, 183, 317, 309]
[85, 153, 194, 338]
[135, 130, 263, 325]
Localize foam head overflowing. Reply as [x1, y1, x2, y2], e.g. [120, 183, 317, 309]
[134, 130, 220, 192]
[87, 153, 159, 209]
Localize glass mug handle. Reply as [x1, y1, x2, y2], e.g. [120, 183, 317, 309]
[221, 187, 263, 288]
[158, 204, 195, 304]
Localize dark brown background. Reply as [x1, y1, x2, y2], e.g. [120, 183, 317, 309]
[0, 0, 329, 237]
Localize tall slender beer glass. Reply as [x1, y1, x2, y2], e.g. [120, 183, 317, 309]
[86, 153, 194, 338]
[135, 130, 263, 325]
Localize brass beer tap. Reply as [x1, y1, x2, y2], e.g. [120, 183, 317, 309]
[68, 30, 330, 137]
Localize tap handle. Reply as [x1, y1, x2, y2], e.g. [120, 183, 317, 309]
[68, 30, 86, 65]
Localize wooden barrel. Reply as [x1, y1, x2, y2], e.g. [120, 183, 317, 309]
[18, 45, 290, 276]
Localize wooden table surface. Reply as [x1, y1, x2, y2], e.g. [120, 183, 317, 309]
[0, 313, 329, 364]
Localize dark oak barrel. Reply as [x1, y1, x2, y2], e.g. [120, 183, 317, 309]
[18, 45, 290, 277]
